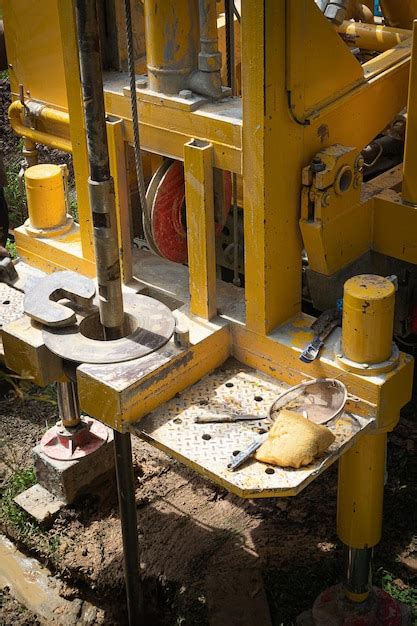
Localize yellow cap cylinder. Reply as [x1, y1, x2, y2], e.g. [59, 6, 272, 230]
[342, 275, 395, 364]
[25, 164, 66, 230]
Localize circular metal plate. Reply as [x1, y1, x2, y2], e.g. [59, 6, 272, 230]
[40, 417, 109, 461]
[42, 293, 175, 364]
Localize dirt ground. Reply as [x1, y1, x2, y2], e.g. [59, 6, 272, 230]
[0, 73, 417, 625]
[0, 373, 416, 625]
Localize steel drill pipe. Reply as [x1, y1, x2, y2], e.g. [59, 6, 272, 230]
[74, 3, 143, 625]
[74, 0, 124, 338]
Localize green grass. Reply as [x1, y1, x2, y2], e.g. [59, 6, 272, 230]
[5, 238, 17, 259]
[0, 468, 37, 536]
[4, 150, 28, 229]
[374, 568, 417, 619]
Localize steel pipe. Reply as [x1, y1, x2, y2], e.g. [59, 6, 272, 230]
[57, 381, 81, 428]
[74, 0, 124, 338]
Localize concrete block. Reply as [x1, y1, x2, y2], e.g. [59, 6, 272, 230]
[14, 483, 64, 525]
[33, 429, 115, 504]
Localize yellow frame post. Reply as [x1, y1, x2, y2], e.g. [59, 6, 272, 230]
[402, 20, 417, 206]
[184, 139, 217, 320]
[242, 0, 303, 335]
[58, 0, 94, 261]
[107, 117, 133, 283]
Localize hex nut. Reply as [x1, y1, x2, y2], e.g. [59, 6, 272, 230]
[179, 89, 193, 100]
[324, 4, 346, 25]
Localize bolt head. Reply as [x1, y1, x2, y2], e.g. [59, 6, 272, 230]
[136, 77, 148, 89]
[311, 157, 326, 173]
[179, 89, 193, 100]
[324, 4, 346, 25]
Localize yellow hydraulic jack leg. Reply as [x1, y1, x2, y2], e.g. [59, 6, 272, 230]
[309, 275, 410, 625]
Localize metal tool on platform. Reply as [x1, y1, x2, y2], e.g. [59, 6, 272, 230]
[226, 378, 348, 472]
[195, 413, 268, 423]
[300, 308, 341, 363]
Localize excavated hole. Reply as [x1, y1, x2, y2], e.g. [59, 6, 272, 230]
[79, 311, 139, 341]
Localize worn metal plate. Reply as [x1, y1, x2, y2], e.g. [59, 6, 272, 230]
[132, 362, 374, 498]
[43, 293, 175, 364]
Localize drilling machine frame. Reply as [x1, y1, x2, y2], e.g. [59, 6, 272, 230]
[2, 0, 417, 622]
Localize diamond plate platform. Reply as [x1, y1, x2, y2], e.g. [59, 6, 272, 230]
[132, 361, 374, 498]
[0, 283, 25, 358]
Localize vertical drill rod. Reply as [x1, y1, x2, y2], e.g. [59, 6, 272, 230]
[73, 2, 143, 623]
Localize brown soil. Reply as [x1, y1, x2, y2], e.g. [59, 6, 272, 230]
[0, 588, 40, 626]
[1, 374, 416, 625]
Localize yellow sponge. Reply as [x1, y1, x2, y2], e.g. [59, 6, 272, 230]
[255, 409, 335, 469]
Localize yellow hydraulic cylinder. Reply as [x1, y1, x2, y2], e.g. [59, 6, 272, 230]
[337, 433, 386, 549]
[144, 0, 199, 94]
[25, 164, 67, 230]
[342, 275, 395, 364]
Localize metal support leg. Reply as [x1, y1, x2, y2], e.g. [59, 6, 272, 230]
[184, 139, 217, 320]
[114, 431, 144, 625]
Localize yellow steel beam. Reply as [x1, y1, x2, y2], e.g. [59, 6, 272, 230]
[184, 140, 217, 319]
[106, 117, 133, 283]
[242, 0, 303, 334]
[58, 0, 94, 261]
[403, 21, 417, 206]
[104, 85, 243, 174]
[372, 194, 417, 264]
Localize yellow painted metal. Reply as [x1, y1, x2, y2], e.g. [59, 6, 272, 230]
[337, 433, 386, 548]
[242, 0, 303, 333]
[106, 118, 133, 283]
[3, 0, 67, 110]
[104, 85, 243, 175]
[14, 225, 96, 277]
[345, 590, 371, 604]
[25, 165, 66, 230]
[342, 275, 395, 365]
[77, 325, 231, 430]
[184, 140, 217, 320]
[287, 0, 364, 122]
[373, 194, 417, 264]
[58, 0, 94, 261]
[337, 21, 411, 52]
[144, 0, 199, 94]
[8, 101, 72, 154]
[402, 21, 417, 206]
[380, 0, 417, 29]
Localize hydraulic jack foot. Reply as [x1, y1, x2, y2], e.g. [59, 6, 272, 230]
[297, 584, 411, 626]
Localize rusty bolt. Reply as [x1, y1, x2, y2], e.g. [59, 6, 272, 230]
[311, 156, 326, 173]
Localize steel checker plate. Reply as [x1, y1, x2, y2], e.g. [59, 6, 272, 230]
[132, 361, 374, 498]
[0, 283, 25, 348]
